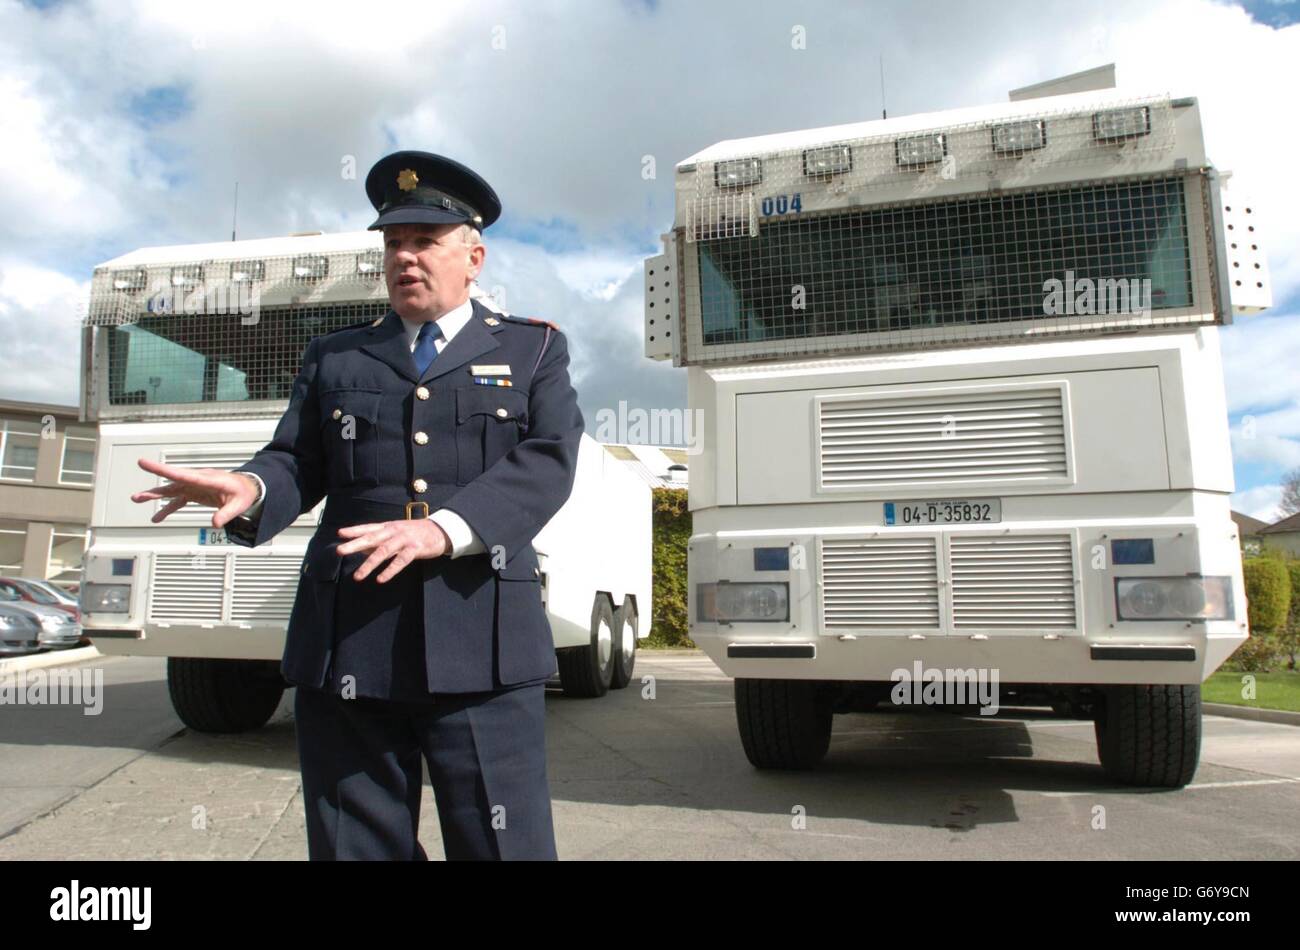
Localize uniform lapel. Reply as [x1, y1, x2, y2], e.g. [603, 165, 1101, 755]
[417, 299, 503, 385]
[359, 310, 420, 383]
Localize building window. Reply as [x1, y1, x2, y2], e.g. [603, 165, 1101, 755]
[0, 520, 25, 577]
[59, 427, 96, 486]
[0, 419, 42, 482]
[47, 525, 88, 584]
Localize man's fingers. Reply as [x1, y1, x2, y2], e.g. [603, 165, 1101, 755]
[131, 481, 188, 503]
[375, 551, 413, 584]
[352, 542, 397, 581]
[136, 458, 219, 486]
[151, 497, 188, 523]
[336, 524, 391, 555]
[212, 496, 246, 528]
[336, 522, 386, 539]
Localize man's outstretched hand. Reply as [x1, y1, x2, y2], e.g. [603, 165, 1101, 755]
[131, 458, 260, 528]
[336, 520, 450, 583]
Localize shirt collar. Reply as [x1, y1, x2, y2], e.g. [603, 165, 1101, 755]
[398, 297, 475, 347]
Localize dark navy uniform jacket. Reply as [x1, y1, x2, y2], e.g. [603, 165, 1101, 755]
[225, 298, 584, 697]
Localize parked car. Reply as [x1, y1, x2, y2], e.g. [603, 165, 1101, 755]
[0, 599, 83, 653]
[0, 578, 81, 621]
[0, 604, 43, 657]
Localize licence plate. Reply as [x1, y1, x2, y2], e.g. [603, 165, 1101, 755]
[884, 498, 1001, 526]
[198, 528, 232, 545]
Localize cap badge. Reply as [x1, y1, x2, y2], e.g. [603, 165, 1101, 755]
[397, 168, 419, 191]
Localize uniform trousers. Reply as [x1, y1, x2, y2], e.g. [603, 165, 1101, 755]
[293, 680, 557, 860]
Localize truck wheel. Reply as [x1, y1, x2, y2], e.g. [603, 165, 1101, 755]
[735, 678, 832, 770]
[557, 595, 615, 698]
[1093, 684, 1201, 788]
[167, 658, 285, 734]
[610, 596, 638, 690]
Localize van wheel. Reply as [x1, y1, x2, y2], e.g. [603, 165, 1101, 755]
[1094, 685, 1201, 788]
[557, 594, 615, 698]
[735, 678, 832, 770]
[167, 658, 284, 734]
[610, 597, 638, 690]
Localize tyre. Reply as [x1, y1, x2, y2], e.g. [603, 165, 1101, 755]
[556, 594, 615, 698]
[735, 678, 833, 770]
[167, 657, 285, 734]
[610, 596, 638, 690]
[1094, 684, 1201, 788]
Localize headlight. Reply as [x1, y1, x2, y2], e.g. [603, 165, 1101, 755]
[0, 610, 39, 634]
[697, 582, 789, 622]
[1115, 576, 1233, 621]
[82, 584, 131, 614]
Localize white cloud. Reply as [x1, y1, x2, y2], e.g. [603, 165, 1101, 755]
[0, 263, 87, 407]
[0, 0, 1297, 448]
[1232, 483, 1284, 522]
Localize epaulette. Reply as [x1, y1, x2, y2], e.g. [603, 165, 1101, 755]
[501, 313, 560, 332]
[323, 315, 385, 335]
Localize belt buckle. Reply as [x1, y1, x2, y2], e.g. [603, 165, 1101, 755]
[405, 501, 430, 520]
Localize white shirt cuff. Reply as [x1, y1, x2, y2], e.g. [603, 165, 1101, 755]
[429, 509, 485, 558]
[241, 472, 267, 519]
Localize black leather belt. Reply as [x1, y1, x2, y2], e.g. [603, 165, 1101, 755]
[321, 497, 434, 527]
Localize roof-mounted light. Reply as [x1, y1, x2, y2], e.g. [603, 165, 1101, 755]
[170, 264, 204, 288]
[895, 133, 946, 168]
[991, 119, 1047, 154]
[228, 260, 265, 283]
[355, 250, 383, 276]
[111, 268, 147, 292]
[1092, 106, 1150, 143]
[714, 157, 762, 189]
[292, 254, 329, 280]
[803, 144, 853, 178]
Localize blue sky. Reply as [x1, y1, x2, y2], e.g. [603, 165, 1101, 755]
[1, 0, 1297, 520]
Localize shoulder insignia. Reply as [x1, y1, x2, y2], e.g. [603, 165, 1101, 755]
[501, 313, 560, 331]
[370, 316, 385, 327]
[324, 314, 386, 336]
[483, 315, 500, 327]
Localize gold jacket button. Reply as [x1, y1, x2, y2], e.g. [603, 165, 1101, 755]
[495, 407, 508, 418]
[413, 431, 429, 445]
[415, 386, 430, 401]
[331, 408, 342, 420]
[412, 478, 427, 493]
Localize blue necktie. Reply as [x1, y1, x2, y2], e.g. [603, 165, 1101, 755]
[413, 320, 442, 375]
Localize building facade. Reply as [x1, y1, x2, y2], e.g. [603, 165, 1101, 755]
[0, 398, 96, 587]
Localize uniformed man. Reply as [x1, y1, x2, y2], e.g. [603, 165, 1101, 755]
[131, 151, 584, 860]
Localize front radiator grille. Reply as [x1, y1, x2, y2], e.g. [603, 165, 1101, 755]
[149, 553, 224, 622]
[818, 385, 1068, 488]
[147, 552, 303, 625]
[230, 556, 301, 623]
[949, 534, 1077, 628]
[817, 532, 1078, 632]
[821, 537, 941, 629]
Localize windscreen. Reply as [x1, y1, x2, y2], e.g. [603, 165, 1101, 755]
[689, 174, 1211, 362]
[102, 302, 390, 407]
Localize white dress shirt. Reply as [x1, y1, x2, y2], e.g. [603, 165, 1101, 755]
[240, 299, 486, 558]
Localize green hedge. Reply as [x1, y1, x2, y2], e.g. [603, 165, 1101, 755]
[1244, 557, 1291, 633]
[1230, 557, 1293, 673]
[647, 488, 693, 647]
